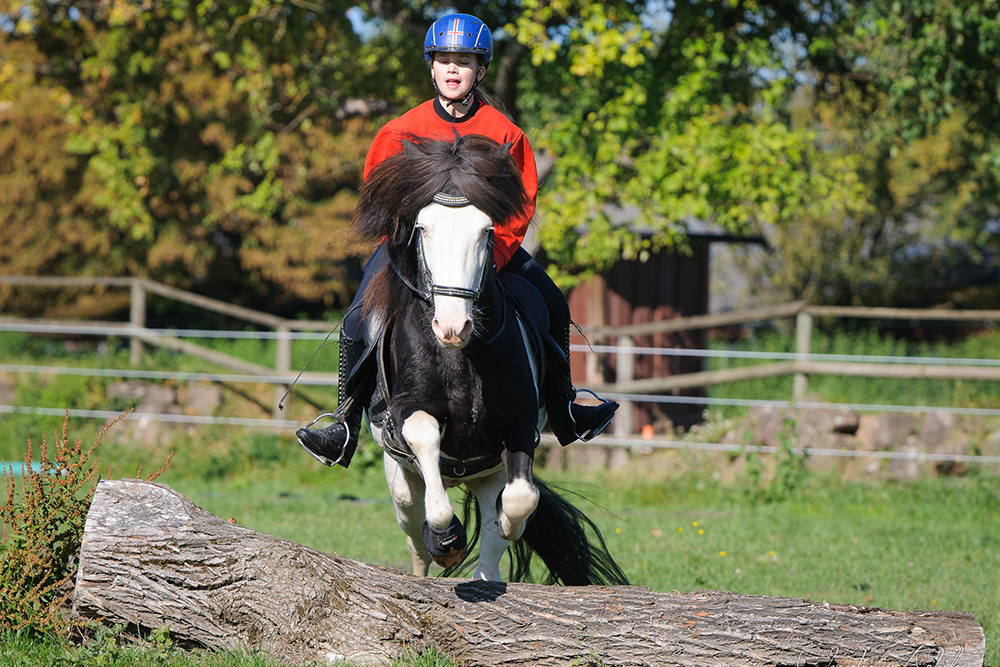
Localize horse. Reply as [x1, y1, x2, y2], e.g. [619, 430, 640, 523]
[353, 133, 627, 585]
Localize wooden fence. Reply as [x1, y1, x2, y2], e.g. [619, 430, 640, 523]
[0, 276, 337, 418]
[4, 276, 1000, 433]
[579, 301, 1000, 435]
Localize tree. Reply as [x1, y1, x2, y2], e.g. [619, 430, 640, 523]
[728, 0, 1000, 306]
[501, 1, 868, 289]
[5, 0, 997, 313]
[0, 0, 394, 315]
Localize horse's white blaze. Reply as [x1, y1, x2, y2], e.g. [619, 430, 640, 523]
[416, 203, 493, 349]
[400, 410, 453, 529]
[498, 477, 539, 541]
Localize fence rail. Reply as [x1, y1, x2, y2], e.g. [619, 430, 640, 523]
[4, 277, 1000, 437]
[577, 299, 1000, 434]
[0, 276, 339, 417]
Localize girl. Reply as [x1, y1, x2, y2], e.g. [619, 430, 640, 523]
[297, 13, 617, 467]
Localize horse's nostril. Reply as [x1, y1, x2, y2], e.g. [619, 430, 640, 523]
[433, 318, 473, 345]
[460, 320, 474, 340]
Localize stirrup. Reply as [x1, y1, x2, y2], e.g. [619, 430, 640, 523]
[297, 412, 351, 468]
[568, 389, 618, 442]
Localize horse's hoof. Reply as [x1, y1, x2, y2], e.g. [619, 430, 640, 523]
[422, 516, 468, 568]
[495, 479, 538, 541]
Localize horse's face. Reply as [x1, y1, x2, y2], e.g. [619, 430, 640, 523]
[415, 202, 494, 349]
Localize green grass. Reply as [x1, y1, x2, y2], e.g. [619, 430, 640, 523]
[3, 424, 999, 665]
[0, 625, 456, 666]
[3, 326, 1000, 664]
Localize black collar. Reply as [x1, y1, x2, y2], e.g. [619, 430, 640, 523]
[433, 97, 481, 123]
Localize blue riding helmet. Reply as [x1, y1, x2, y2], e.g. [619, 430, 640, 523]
[423, 13, 493, 69]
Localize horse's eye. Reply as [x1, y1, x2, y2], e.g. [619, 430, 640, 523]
[483, 227, 494, 237]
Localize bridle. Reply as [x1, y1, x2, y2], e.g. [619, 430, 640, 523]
[389, 192, 494, 305]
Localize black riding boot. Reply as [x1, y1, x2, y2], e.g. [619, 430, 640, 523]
[545, 320, 619, 446]
[296, 335, 369, 468]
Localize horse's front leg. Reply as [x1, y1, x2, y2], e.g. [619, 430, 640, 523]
[383, 452, 433, 576]
[400, 410, 467, 568]
[464, 470, 508, 581]
[497, 439, 539, 542]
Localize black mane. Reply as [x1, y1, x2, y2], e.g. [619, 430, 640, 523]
[353, 133, 530, 250]
[356, 133, 530, 319]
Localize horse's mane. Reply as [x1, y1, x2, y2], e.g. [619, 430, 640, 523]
[354, 133, 530, 247]
[356, 133, 531, 319]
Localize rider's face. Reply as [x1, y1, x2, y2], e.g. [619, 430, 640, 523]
[431, 52, 484, 101]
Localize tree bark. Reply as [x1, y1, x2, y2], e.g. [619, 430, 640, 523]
[72, 479, 986, 667]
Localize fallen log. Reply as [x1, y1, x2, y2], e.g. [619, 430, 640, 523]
[72, 479, 986, 666]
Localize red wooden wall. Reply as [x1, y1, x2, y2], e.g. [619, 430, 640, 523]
[565, 242, 711, 431]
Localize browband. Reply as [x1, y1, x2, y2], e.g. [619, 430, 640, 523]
[433, 192, 471, 207]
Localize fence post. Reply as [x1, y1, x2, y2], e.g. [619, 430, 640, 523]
[130, 280, 146, 366]
[275, 323, 291, 419]
[793, 310, 812, 400]
[614, 335, 634, 437]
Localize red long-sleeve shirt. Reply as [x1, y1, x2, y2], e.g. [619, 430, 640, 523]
[363, 99, 537, 269]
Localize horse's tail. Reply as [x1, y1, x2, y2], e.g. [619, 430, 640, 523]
[517, 478, 629, 586]
[446, 477, 629, 586]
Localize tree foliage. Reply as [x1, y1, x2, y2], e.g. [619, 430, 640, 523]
[2, 0, 998, 312]
[0, 0, 394, 314]
[733, 0, 1000, 305]
[510, 1, 866, 289]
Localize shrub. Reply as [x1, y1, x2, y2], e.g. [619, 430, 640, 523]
[0, 412, 170, 636]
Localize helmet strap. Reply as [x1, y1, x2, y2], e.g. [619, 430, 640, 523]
[431, 72, 480, 110]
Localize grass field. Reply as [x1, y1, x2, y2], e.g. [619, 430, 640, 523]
[10, 424, 986, 666]
[2, 326, 1000, 664]
[5, 437, 997, 666]
[168, 448, 1000, 661]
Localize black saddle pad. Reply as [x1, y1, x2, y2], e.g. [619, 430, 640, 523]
[496, 272, 549, 334]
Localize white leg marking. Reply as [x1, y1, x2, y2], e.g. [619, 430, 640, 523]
[401, 410, 453, 530]
[498, 477, 539, 541]
[384, 452, 431, 576]
[464, 471, 508, 581]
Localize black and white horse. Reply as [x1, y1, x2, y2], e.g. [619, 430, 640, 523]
[355, 133, 626, 585]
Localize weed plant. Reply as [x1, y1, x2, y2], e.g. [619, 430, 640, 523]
[739, 417, 809, 503]
[0, 413, 158, 636]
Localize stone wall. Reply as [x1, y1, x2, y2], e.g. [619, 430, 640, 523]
[544, 398, 1000, 480]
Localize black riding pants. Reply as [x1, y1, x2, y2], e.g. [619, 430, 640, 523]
[497, 246, 570, 344]
[342, 244, 390, 343]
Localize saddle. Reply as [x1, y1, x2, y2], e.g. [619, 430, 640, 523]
[350, 274, 569, 478]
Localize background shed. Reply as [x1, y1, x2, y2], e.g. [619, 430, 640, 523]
[551, 227, 765, 433]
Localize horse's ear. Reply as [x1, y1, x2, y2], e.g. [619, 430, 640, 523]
[496, 141, 514, 158]
[403, 140, 423, 161]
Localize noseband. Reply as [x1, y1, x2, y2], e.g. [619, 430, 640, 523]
[389, 192, 494, 304]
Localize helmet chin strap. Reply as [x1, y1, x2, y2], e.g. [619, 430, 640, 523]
[431, 71, 482, 110]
